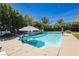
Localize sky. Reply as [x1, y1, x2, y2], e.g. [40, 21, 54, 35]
[11, 3, 79, 24]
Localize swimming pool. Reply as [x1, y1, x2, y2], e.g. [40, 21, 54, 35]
[32, 32, 62, 47]
[19, 32, 63, 48]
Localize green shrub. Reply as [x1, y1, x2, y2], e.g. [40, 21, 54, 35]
[65, 30, 72, 33]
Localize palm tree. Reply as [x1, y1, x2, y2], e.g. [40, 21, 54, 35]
[57, 18, 64, 24]
[41, 17, 49, 24]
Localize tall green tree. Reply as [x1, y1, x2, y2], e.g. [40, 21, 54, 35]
[0, 4, 24, 32]
[0, 4, 11, 30]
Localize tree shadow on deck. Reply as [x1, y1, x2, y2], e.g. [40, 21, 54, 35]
[0, 34, 17, 41]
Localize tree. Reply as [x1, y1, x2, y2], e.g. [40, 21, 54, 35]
[57, 18, 64, 24]
[0, 4, 24, 32]
[0, 4, 11, 30]
[28, 16, 35, 26]
[75, 15, 79, 22]
[33, 21, 43, 29]
[41, 17, 49, 24]
[23, 15, 35, 26]
[10, 8, 24, 32]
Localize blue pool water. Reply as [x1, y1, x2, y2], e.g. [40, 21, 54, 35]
[19, 32, 63, 48]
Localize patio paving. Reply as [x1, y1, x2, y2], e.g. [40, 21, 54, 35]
[0, 37, 59, 56]
[59, 33, 79, 56]
[0, 33, 79, 56]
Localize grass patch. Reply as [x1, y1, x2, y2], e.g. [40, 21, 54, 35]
[72, 32, 79, 40]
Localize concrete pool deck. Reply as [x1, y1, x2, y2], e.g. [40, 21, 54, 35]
[59, 33, 79, 56]
[0, 33, 79, 56]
